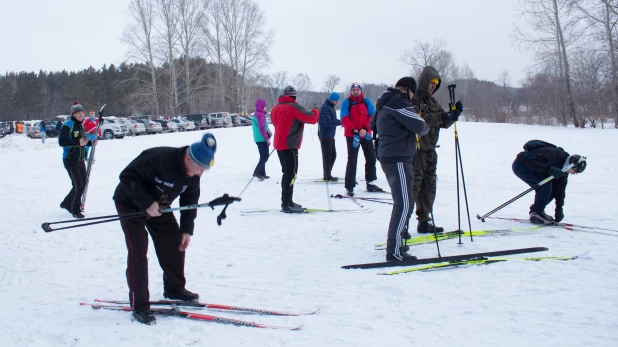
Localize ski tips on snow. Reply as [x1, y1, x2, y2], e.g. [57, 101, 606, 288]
[82, 301, 312, 330]
[377, 253, 583, 275]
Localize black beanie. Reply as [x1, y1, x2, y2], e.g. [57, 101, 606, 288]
[395, 77, 417, 94]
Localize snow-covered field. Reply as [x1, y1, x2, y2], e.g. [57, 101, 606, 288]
[1, 122, 617, 346]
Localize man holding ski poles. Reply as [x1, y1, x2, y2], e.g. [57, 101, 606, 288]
[512, 140, 586, 225]
[112, 133, 217, 325]
[59, 102, 92, 219]
[411, 66, 462, 233]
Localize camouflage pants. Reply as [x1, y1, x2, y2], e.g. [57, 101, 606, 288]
[413, 150, 438, 222]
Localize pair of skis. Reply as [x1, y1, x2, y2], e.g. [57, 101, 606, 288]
[486, 216, 618, 236]
[378, 253, 582, 275]
[81, 298, 319, 330]
[373, 225, 544, 250]
[80, 104, 106, 211]
[240, 207, 373, 215]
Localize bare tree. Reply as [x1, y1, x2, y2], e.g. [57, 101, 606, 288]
[154, 0, 180, 116]
[400, 39, 460, 82]
[575, 0, 618, 127]
[323, 74, 341, 93]
[176, 0, 205, 114]
[513, 0, 585, 127]
[122, 0, 160, 116]
[292, 73, 313, 106]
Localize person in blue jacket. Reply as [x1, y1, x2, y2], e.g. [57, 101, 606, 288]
[318, 92, 342, 181]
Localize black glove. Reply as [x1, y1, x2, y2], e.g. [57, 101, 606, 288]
[555, 206, 564, 223]
[548, 166, 566, 178]
[442, 110, 459, 122]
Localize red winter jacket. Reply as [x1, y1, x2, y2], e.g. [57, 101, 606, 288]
[271, 96, 319, 150]
[340, 94, 376, 138]
[83, 117, 102, 137]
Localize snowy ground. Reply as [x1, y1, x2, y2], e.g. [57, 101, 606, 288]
[1, 122, 617, 347]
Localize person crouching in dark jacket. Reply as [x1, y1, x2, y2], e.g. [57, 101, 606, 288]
[512, 140, 586, 225]
[318, 92, 342, 181]
[373, 77, 429, 262]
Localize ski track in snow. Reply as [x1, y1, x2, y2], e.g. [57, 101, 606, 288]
[1, 123, 617, 346]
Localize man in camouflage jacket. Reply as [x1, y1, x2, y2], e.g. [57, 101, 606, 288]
[411, 66, 461, 233]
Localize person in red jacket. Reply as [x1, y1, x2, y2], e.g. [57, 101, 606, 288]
[271, 85, 319, 213]
[83, 110, 102, 159]
[340, 82, 383, 196]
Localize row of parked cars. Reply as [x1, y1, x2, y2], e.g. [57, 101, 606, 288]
[0, 111, 258, 141]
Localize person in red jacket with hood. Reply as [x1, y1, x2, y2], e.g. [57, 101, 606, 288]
[340, 82, 383, 196]
[271, 85, 319, 213]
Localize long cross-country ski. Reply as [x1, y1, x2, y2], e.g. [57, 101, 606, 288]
[94, 299, 319, 316]
[378, 254, 582, 275]
[486, 216, 618, 236]
[374, 225, 544, 250]
[341, 247, 549, 269]
[486, 216, 618, 232]
[80, 303, 303, 330]
[240, 208, 373, 215]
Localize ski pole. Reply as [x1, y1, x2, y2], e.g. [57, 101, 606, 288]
[476, 164, 574, 222]
[42, 194, 241, 232]
[238, 149, 275, 197]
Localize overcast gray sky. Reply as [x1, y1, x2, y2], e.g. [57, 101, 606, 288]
[1, 0, 532, 90]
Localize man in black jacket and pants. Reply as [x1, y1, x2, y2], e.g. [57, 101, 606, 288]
[373, 77, 429, 261]
[113, 133, 217, 325]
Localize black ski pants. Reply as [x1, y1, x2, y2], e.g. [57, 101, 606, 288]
[345, 137, 377, 191]
[381, 161, 416, 257]
[61, 159, 87, 213]
[117, 204, 186, 313]
[253, 141, 270, 177]
[319, 138, 337, 179]
[277, 148, 298, 206]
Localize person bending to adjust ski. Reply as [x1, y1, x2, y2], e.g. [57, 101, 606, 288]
[112, 133, 217, 325]
[512, 140, 587, 225]
[373, 77, 429, 261]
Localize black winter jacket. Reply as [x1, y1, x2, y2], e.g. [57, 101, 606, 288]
[113, 146, 200, 235]
[516, 145, 569, 207]
[372, 88, 429, 163]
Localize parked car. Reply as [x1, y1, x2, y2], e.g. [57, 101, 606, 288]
[0, 128, 7, 139]
[136, 119, 163, 134]
[170, 118, 196, 132]
[119, 119, 146, 136]
[183, 114, 210, 130]
[229, 114, 242, 127]
[99, 120, 126, 140]
[153, 119, 177, 133]
[237, 115, 252, 126]
[102, 118, 129, 137]
[27, 121, 59, 139]
[207, 112, 232, 128]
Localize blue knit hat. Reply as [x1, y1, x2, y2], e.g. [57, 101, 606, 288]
[328, 92, 340, 101]
[189, 133, 217, 168]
